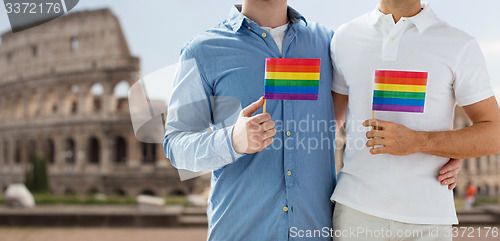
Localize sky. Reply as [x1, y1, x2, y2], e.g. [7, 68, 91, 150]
[1, 0, 499, 95]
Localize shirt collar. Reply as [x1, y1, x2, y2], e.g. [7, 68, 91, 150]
[368, 2, 439, 33]
[228, 4, 307, 32]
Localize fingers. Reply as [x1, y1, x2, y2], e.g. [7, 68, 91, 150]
[261, 137, 274, 149]
[370, 146, 388, 155]
[261, 120, 275, 131]
[448, 183, 457, 190]
[438, 168, 460, 182]
[439, 159, 463, 175]
[241, 97, 265, 117]
[250, 113, 272, 125]
[366, 138, 385, 148]
[263, 128, 277, 139]
[363, 119, 391, 129]
[366, 130, 385, 139]
[441, 176, 457, 187]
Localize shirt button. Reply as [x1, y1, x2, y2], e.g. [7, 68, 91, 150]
[248, 26, 251, 30]
[287, 171, 292, 176]
[262, 32, 267, 38]
[389, 36, 395, 41]
[246, 19, 250, 24]
[283, 206, 289, 212]
[286, 131, 291, 136]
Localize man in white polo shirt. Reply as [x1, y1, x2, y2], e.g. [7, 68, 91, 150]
[330, 0, 500, 240]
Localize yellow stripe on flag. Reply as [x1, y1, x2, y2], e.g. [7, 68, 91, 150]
[265, 72, 320, 80]
[374, 83, 427, 93]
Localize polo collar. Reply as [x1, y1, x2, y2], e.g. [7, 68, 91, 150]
[228, 4, 307, 32]
[368, 2, 439, 33]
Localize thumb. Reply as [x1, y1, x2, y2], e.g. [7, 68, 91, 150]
[241, 97, 265, 117]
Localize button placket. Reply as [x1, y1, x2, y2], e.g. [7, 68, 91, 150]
[381, 19, 409, 61]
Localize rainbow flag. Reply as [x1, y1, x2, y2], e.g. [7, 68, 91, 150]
[372, 70, 428, 113]
[264, 58, 321, 100]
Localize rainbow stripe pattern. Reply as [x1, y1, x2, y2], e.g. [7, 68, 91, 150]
[264, 58, 321, 100]
[372, 70, 428, 113]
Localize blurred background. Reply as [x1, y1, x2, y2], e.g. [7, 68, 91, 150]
[0, 0, 499, 241]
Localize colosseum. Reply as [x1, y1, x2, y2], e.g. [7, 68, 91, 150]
[0, 9, 209, 197]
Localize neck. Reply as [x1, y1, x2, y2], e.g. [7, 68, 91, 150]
[378, 0, 422, 23]
[241, 0, 288, 28]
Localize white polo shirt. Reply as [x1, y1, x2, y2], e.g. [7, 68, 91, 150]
[331, 3, 493, 224]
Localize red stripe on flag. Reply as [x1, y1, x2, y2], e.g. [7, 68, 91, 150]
[265, 65, 321, 73]
[375, 70, 428, 79]
[266, 58, 321, 67]
[375, 76, 428, 86]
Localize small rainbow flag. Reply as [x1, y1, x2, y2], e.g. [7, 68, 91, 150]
[372, 70, 428, 113]
[264, 58, 321, 100]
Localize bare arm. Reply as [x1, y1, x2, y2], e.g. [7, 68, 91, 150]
[332, 91, 348, 132]
[365, 96, 500, 159]
[423, 97, 500, 158]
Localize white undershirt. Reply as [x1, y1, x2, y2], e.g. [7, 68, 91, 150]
[262, 23, 289, 56]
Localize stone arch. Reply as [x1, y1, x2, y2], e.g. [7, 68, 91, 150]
[71, 37, 79, 52]
[3, 141, 9, 164]
[140, 189, 156, 196]
[170, 189, 187, 196]
[114, 188, 127, 197]
[28, 90, 40, 117]
[65, 85, 79, 115]
[45, 89, 58, 115]
[141, 142, 157, 164]
[3, 96, 12, 120]
[28, 140, 37, 158]
[44, 139, 55, 164]
[114, 136, 127, 164]
[14, 95, 23, 119]
[63, 138, 76, 164]
[88, 82, 104, 113]
[88, 137, 100, 164]
[14, 140, 21, 164]
[112, 81, 130, 112]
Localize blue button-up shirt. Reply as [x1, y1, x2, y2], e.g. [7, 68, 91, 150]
[163, 5, 336, 241]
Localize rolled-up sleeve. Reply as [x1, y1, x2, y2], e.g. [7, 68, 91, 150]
[163, 49, 243, 172]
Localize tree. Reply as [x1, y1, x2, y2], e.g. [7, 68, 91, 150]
[25, 154, 50, 193]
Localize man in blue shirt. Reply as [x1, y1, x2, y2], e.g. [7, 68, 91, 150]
[163, 0, 461, 240]
[163, 1, 335, 240]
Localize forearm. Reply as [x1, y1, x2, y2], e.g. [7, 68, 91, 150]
[418, 121, 500, 159]
[163, 126, 241, 172]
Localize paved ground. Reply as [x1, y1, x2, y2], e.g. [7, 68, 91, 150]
[0, 227, 498, 241]
[0, 228, 207, 241]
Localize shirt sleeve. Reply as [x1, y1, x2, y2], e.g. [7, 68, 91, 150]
[453, 39, 494, 107]
[330, 34, 349, 95]
[162, 49, 243, 172]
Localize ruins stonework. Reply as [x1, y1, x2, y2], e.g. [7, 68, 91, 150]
[0, 9, 209, 197]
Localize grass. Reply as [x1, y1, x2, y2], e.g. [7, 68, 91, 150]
[0, 193, 188, 206]
[454, 196, 500, 209]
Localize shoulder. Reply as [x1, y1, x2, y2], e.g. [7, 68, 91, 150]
[427, 19, 476, 48]
[180, 21, 233, 58]
[299, 21, 334, 40]
[334, 14, 369, 40]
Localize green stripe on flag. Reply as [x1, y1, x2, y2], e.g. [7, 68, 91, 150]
[265, 79, 319, 87]
[373, 90, 426, 99]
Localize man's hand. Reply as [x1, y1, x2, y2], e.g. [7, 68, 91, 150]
[438, 159, 463, 190]
[364, 119, 428, 155]
[232, 97, 276, 154]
